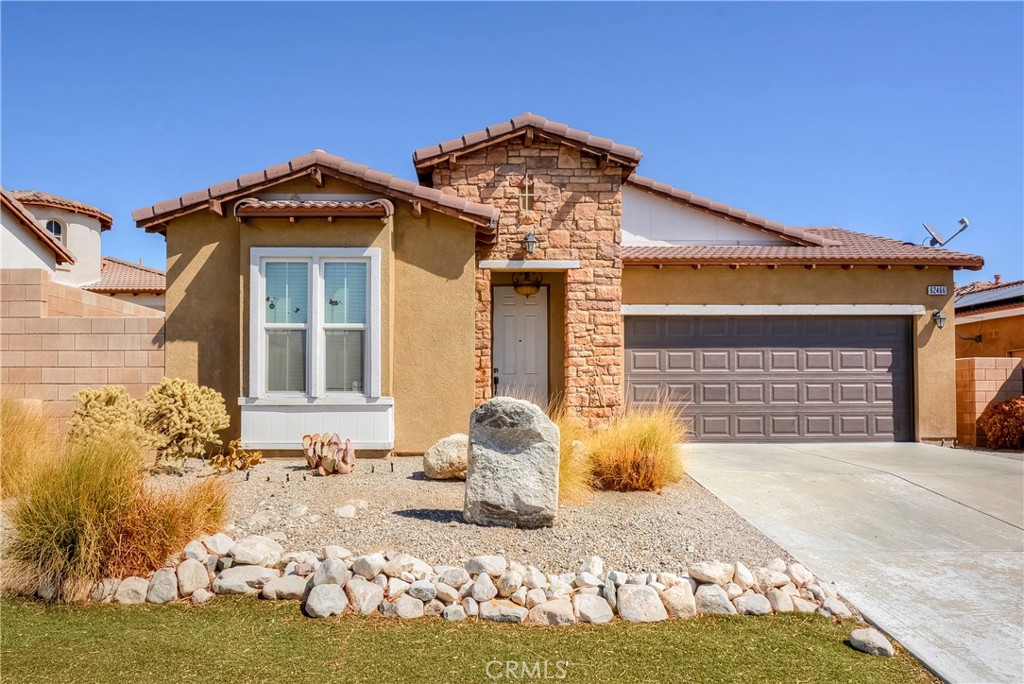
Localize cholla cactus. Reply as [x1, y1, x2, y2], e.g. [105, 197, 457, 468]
[68, 385, 152, 447]
[301, 433, 356, 475]
[144, 378, 230, 471]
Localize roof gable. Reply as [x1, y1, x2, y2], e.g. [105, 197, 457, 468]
[1, 186, 75, 264]
[133, 150, 500, 238]
[413, 113, 643, 185]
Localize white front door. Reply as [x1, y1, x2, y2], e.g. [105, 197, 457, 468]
[492, 286, 548, 402]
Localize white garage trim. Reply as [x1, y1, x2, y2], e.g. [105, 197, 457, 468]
[621, 304, 926, 317]
[478, 259, 580, 271]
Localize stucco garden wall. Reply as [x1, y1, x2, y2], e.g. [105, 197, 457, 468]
[0, 268, 164, 414]
[622, 265, 958, 442]
[954, 314, 1024, 359]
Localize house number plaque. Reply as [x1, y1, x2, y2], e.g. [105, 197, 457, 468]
[927, 285, 948, 296]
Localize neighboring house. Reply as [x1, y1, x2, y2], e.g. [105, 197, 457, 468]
[84, 257, 167, 311]
[133, 113, 983, 454]
[954, 276, 1024, 359]
[1, 186, 166, 309]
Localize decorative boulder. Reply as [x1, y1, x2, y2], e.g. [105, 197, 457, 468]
[423, 434, 470, 480]
[463, 397, 559, 528]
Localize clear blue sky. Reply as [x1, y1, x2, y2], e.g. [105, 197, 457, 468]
[3, 2, 1021, 284]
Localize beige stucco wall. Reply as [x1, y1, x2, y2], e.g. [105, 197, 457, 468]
[622, 265, 958, 441]
[163, 176, 476, 454]
[954, 313, 1024, 359]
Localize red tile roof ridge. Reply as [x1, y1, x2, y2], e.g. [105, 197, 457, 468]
[0, 186, 76, 264]
[412, 113, 643, 170]
[9, 189, 113, 229]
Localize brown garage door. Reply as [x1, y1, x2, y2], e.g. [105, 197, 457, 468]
[625, 316, 914, 441]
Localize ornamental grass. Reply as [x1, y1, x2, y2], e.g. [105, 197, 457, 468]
[4, 429, 228, 602]
[587, 402, 687, 493]
[0, 393, 61, 500]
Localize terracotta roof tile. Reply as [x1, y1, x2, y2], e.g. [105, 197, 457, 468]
[955, 277, 1023, 298]
[133, 150, 499, 232]
[9, 189, 112, 230]
[0, 186, 75, 264]
[412, 113, 644, 180]
[622, 227, 984, 269]
[83, 257, 166, 294]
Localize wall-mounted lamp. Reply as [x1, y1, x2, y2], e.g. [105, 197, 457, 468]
[932, 309, 947, 330]
[522, 232, 538, 255]
[513, 272, 542, 298]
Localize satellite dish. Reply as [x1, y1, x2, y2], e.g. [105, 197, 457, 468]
[922, 217, 970, 247]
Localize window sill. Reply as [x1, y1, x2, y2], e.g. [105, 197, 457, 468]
[238, 395, 394, 407]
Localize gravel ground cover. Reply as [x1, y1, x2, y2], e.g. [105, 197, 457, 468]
[154, 454, 789, 574]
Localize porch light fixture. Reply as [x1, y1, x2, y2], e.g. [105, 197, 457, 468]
[522, 232, 538, 255]
[513, 272, 542, 298]
[932, 309, 947, 329]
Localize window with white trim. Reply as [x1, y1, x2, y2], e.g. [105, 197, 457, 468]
[45, 219, 64, 241]
[251, 248, 380, 400]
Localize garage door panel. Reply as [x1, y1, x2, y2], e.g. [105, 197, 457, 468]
[625, 315, 913, 442]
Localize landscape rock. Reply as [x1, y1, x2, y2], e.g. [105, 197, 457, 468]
[190, 588, 214, 605]
[346, 576, 385, 615]
[792, 596, 818, 613]
[228, 535, 282, 567]
[351, 553, 386, 580]
[312, 557, 350, 587]
[463, 398, 559, 528]
[424, 599, 446, 617]
[408, 579, 437, 602]
[462, 597, 479, 617]
[439, 567, 471, 588]
[617, 584, 668, 622]
[321, 545, 352, 560]
[471, 573, 498, 602]
[824, 597, 852, 618]
[573, 593, 614, 624]
[724, 583, 743, 600]
[575, 572, 603, 589]
[528, 598, 575, 625]
[423, 433, 469, 480]
[659, 582, 697, 618]
[850, 627, 895, 657]
[522, 566, 548, 589]
[304, 584, 348, 618]
[465, 555, 507, 577]
[387, 578, 410, 599]
[113, 577, 149, 605]
[262, 574, 310, 600]
[526, 587, 547, 608]
[688, 561, 734, 586]
[183, 541, 207, 561]
[201, 533, 235, 556]
[754, 568, 791, 593]
[90, 578, 119, 603]
[213, 565, 280, 595]
[694, 584, 737, 615]
[383, 553, 432, 580]
[394, 594, 425, 619]
[479, 599, 528, 623]
[176, 559, 210, 597]
[147, 568, 178, 604]
[579, 556, 604, 577]
[434, 582, 460, 604]
[733, 562, 755, 591]
[767, 589, 794, 613]
[443, 604, 467, 621]
[497, 570, 523, 597]
[787, 563, 814, 587]
[734, 593, 772, 616]
[333, 505, 357, 519]
[768, 558, 787, 573]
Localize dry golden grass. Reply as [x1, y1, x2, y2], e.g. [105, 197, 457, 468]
[4, 430, 229, 601]
[547, 399, 595, 504]
[0, 393, 63, 499]
[588, 403, 687, 492]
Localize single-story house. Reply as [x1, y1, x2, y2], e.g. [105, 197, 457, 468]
[133, 113, 983, 454]
[954, 276, 1023, 359]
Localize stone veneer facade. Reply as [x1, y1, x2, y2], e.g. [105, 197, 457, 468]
[430, 140, 628, 423]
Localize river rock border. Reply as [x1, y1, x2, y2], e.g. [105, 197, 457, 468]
[85, 534, 854, 624]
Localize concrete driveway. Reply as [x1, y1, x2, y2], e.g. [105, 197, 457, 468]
[686, 443, 1024, 684]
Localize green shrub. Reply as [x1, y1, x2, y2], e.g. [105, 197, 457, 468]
[4, 430, 228, 601]
[143, 378, 230, 471]
[587, 403, 687, 492]
[978, 397, 1024, 450]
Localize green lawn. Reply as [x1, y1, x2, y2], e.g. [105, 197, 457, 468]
[0, 597, 935, 684]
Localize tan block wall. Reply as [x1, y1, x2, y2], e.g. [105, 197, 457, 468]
[955, 357, 1023, 446]
[623, 264, 958, 442]
[432, 140, 626, 423]
[1, 269, 165, 414]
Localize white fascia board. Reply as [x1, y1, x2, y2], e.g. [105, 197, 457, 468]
[620, 304, 927, 316]
[478, 260, 580, 271]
